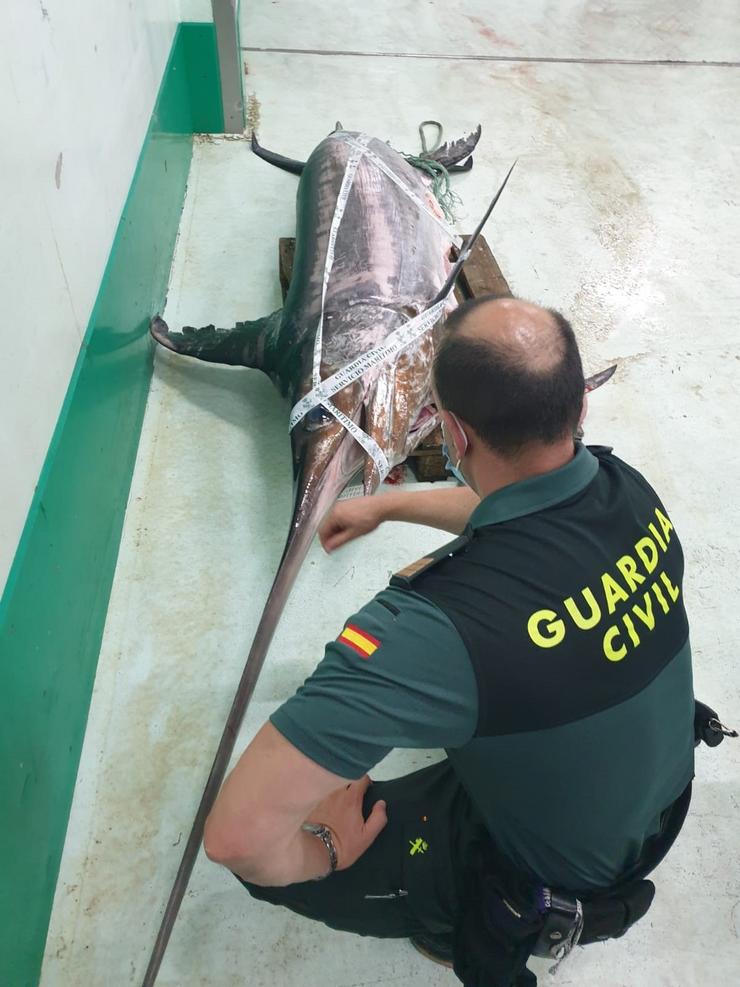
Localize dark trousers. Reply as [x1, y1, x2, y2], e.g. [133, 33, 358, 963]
[239, 760, 475, 940]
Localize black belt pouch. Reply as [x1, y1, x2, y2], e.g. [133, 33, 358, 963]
[581, 879, 656, 944]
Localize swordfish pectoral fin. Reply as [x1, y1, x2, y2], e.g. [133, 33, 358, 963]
[150, 311, 282, 370]
[576, 365, 617, 439]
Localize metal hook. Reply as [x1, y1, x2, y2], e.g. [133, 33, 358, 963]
[708, 717, 738, 738]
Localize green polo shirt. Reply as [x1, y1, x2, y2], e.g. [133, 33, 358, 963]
[271, 444, 695, 892]
[270, 445, 599, 778]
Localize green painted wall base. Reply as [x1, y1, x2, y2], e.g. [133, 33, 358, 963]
[0, 23, 223, 987]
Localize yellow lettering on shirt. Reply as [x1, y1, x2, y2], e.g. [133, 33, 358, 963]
[655, 508, 674, 544]
[661, 570, 680, 603]
[648, 522, 667, 552]
[603, 625, 627, 661]
[564, 588, 602, 629]
[528, 610, 566, 648]
[616, 554, 645, 592]
[623, 613, 641, 648]
[652, 581, 670, 614]
[525, 508, 682, 660]
[602, 572, 630, 614]
[633, 591, 656, 631]
[635, 536, 659, 574]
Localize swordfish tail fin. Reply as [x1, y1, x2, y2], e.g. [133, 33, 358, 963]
[150, 311, 281, 369]
[426, 124, 482, 168]
[447, 158, 474, 174]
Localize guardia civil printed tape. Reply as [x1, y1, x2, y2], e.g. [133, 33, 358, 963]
[289, 299, 446, 431]
[310, 135, 370, 389]
[322, 396, 391, 481]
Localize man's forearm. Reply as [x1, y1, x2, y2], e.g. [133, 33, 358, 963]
[379, 485, 480, 534]
[226, 827, 333, 887]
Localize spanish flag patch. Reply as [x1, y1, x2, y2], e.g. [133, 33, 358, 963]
[338, 623, 380, 659]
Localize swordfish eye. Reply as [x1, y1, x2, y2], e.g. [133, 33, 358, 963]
[304, 406, 333, 431]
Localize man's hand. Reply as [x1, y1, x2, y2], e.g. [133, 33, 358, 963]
[319, 497, 384, 552]
[204, 724, 385, 885]
[306, 775, 388, 870]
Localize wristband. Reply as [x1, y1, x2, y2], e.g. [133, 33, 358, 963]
[302, 823, 338, 878]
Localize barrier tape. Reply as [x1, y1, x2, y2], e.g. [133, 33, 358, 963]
[322, 397, 391, 481]
[311, 135, 370, 388]
[289, 299, 446, 430]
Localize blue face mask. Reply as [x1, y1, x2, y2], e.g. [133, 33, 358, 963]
[442, 442, 467, 485]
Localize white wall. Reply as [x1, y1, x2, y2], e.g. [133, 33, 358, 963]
[0, 1, 187, 595]
[180, 1, 214, 19]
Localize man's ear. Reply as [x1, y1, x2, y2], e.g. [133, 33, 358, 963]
[574, 393, 588, 440]
[441, 410, 469, 461]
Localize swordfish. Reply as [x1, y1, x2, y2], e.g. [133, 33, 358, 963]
[142, 126, 499, 983]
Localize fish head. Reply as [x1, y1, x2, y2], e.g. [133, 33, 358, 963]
[288, 378, 366, 537]
[305, 303, 445, 498]
[285, 303, 446, 542]
[357, 331, 440, 491]
[345, 301, 448, 492]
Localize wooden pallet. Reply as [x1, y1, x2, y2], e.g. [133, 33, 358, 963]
[278, 234, 511, 481]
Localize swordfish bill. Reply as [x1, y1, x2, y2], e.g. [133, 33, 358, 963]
[140, 509, 320, 987]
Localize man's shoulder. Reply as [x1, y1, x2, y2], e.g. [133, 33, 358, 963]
[336, 582, 472, 666]
[589, 444, 653, 484]
[390, 532, 471, 591]
[588, 445, 675, 519]
[269, 580, 479, 776]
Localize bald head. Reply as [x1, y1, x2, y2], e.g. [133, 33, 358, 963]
[434, 294, 585, 455]
[452, 297, 565, 374]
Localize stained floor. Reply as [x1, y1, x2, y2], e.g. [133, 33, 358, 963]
[41, 3, 740, 985]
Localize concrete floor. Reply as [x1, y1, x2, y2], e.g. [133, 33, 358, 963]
[42, 3, 740, 985]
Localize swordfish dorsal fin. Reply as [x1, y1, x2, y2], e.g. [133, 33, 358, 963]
[150, 311, 281, 370]
[430, 159, 517, 307]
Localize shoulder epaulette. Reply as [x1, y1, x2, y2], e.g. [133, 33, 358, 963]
[390, 529, 472, 589]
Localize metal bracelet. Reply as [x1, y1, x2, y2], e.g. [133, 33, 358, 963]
[302, 823, 338, 878]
